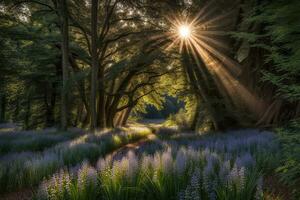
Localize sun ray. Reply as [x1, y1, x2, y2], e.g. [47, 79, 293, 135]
[186, 39, 211, 87]
[195, 34, 230, 50]
[200, 49, 265, 117]
[197, 9, 236, 30]
[166, 37, 181, 51]
[191, 35, 241, 77]
[195, 30, 226, 36]
[164, 4, 271, 122]
[190, 0, 217, 26]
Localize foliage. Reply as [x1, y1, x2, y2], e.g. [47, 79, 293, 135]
[165, 108, 191, 130]
[275, 120, 300, 198]
[239, 0, 300, 102]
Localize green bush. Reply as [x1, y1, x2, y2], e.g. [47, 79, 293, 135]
[164, 109, 191, 130]
[275, 120, 300, 199]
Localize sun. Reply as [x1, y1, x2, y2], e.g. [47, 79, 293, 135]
[166, 19, 197, 52]
[178, 25, 191, 39]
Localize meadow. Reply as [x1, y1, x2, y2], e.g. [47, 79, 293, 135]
[34, 129, 280, 200]
[0, 126, 152, 196]
[0, 127, 284, 200]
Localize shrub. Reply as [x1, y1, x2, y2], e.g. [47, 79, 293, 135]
[276, 120, 300, 199]
[164, 109, 191, 130]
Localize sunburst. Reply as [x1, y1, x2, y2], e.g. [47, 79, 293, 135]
[178, 24, 192, 39]
[162, 5, 262, 117]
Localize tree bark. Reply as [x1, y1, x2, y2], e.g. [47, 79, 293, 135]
[44, 81, 57, 127]
[60, 0, 69, 131]
[90, 0, 99, 131]
[121, 107, 132, 126]
[0, 93, 6, 123]
[191, 98, 201, 131]
[106, 70, 137, 127]
[106, 110, 115, 128]
[97, 64, 106, 129]
[14, 97, 19, 122]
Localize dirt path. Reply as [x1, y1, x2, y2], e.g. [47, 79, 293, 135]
[110, 133, 159, 161]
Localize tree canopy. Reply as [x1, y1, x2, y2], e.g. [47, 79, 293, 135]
[0, 0, 299, 131]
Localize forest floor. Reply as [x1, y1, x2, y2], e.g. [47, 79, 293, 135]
[0, 123, 292, 200]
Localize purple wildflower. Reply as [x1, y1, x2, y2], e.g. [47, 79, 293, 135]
[77, 162, 97, 191]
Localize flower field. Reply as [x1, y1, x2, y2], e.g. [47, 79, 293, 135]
[0, 127, 152, 195]
[31, 129, 280, 200]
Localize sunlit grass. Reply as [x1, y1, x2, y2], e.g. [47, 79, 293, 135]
[0, 127, 152, 194]
[36, 130, 279, 200]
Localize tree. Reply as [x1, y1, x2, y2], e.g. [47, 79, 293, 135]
[60, 0, 70, 130]
[1, 0, 298, 131]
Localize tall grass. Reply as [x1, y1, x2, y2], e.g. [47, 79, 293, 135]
[0, 129, 82, 155]
[0, 128, 152, 193]
[37, 130, 279, 200]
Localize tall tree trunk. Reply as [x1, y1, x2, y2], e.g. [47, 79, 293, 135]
[24, 94, 31, 130]
[90, 0, 99, 131]
[14, 97, 19, 122]
[82, 108, 90, 128]
[106, 111, 115, 128]
[115, 111, 124, 127]
[60, 0, 69, 131]
[106, 70, 137, 127]
[75, 102, 84, 127]
[121, 107, 132, 126]
[98, 66, 106, 129]
[191, 98, 201, 131]
[45, 85, 56, 127]
[0, 93, 6, 123]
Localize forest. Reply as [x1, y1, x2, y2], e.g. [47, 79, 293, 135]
[0, 0, 299, 199]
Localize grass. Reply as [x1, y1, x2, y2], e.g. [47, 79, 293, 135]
[0, 127, 152, 194]
[0, 129, 82, 155]
[35, 130, 280, 200]
[1, 126, 296, 199]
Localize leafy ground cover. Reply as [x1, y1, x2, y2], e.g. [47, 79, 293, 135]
[275, 121, 300, 199]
